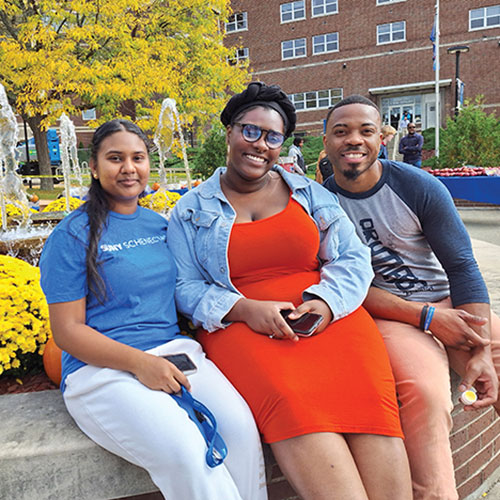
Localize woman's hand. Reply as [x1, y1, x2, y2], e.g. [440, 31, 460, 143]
[133, 352, 191, 393]
[288, 299, 333, 334]
[227, 298, 299, 341]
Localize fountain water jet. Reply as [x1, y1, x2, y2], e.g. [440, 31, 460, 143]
[59, 112, 85, 211]
[154, 98, 192, 190]
[0, 83, 30, 229]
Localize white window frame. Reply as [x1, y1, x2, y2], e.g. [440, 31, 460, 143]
[311, 0, 338, 18]
[376, 0, 406, 5]
[377, 21, 406, 45]
[225, 12, 247, 33]
[469, 5, 500, 31]
[312, 32, 339, 55]
[281, 38, 307, 60]
[290, 88, 343, 111]
[280, 1, 306, 23]
[227, 47, 249, 65]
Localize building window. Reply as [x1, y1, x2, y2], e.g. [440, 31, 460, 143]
[82, 108, 96, 121]
[469, 5, 500, 30]
[281, 38, 307, 60]
[225, 12, 247, 33]
[228, 48, 249, 65]
[311, 0, 338, 17]
[290, 88, 343, 111]
[376, 0, 406, 5]
[280, 1, 306, 23]
[377, 21, 405, 44]
[312, 32, 339, 54]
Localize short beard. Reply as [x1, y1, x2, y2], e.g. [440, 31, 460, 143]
[343, 168, 363, 180]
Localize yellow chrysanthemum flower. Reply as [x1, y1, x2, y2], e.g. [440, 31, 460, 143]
[0, 255, 52, 376]
[43, 197, 84, 212]
[138, 190, 181, 213]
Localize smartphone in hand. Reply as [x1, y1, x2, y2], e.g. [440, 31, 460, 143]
[163, 353, 197, 375]
[281, 309, 323, 337]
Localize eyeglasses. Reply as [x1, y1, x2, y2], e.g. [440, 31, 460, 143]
[408, 126, 416, 129]
[233, 123, 285, 149]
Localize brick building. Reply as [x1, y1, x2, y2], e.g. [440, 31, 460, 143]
[224, 0, 500, 134]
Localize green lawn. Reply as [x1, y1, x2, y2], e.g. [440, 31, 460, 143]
[27, 188, 64, 200]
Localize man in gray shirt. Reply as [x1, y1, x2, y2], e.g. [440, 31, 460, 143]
[323, 95, 500, 500]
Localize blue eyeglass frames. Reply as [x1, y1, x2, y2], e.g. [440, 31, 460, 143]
[233, 123, 285, 149]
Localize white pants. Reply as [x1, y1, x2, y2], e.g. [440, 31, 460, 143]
[63, 338, 267, 500]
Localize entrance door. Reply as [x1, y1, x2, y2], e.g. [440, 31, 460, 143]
[388, 105, 401, 130]
[425, 102, 436, 129]
[387, 105, 415, 130]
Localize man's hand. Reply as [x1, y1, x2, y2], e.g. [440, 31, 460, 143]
[458, 349, 499, 411]
[430, 308, 489, 350]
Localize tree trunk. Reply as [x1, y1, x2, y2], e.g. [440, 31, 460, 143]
[27, 115, 54, 191]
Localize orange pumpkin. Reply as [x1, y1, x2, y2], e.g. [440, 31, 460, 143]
[43, 337, 62, 386]
[30, 194, 39, 203]
[152, 182, 160, 191]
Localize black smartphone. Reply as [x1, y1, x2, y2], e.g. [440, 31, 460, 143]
[280, 310, 323, 337]
[163, 353, 197, 375]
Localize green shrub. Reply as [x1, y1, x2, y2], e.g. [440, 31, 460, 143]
[191, 123, 226, 179]
[422, 127, 436, 151]
[439, 96, 500, 168]
[422, 156, 440, 169]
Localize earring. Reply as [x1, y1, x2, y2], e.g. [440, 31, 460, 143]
[92, 173, 98, 179]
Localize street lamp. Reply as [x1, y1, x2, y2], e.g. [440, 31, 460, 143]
[447, 45, 469, 117]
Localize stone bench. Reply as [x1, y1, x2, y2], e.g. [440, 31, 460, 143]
[1, 379, 499, 500]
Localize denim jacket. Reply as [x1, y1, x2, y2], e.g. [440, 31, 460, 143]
[167, 166, 373, 332]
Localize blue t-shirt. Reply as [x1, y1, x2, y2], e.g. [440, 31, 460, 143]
[40, 205, 182, 390]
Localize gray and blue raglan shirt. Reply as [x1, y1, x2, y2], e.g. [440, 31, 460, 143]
[323, 160, 489, 306]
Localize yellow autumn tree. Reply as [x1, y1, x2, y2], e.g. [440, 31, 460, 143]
[0, 0, 248, 189]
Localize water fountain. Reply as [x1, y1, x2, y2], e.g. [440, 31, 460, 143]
[0, 84, 31, 230]
[139, 98, 192, 217]
[154, 98, 192, 190]
[59, 112, 85, 208]
[0, 83, 54, 264]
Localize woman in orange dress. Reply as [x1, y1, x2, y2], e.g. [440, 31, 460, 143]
[168, 82, 411, 500]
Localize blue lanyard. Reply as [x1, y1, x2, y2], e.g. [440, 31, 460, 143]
[170, 387, 228, 468]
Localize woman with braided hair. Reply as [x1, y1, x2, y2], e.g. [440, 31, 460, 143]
[40, 119, 267, 500]
[168, 82, 412, 500]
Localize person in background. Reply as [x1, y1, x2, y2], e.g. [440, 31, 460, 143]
[315, 149, 333, 183]
[398, 111, 410, 131]
[399, 122, 424, 168]
[288, 136, 305, 173]
[323, 94, 500, 500]
[168, 82, 412, 500]
[378, 124, 397, 160]
[39, 119, 267, 500]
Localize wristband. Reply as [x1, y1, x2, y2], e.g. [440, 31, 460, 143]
[419, 305, 429, 331]
[423, 306, 435, 332]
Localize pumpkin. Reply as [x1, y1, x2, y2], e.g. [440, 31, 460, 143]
[43, 337, 62, 386]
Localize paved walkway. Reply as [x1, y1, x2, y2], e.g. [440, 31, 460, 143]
[471, 238, 500, 315]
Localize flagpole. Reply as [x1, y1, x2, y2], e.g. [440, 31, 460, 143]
[434, 0, 440, 157]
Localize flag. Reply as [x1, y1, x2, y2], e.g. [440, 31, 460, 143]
[430, 18, 439, 70]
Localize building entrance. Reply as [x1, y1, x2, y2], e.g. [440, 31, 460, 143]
[381, 95, 422, 130]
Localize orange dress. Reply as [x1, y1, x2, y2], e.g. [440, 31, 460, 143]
[197, 198, 402, 443]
